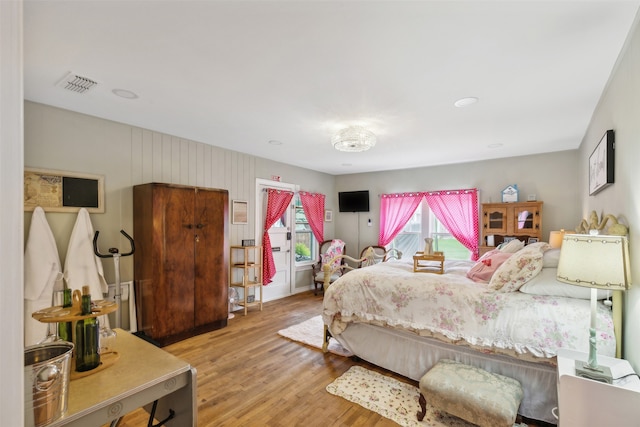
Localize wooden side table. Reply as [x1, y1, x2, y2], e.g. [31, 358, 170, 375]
[413, 252, 445, 274]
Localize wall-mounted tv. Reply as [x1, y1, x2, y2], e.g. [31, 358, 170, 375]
[338, 190, 370, 212]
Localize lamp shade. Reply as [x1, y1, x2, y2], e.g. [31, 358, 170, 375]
[332, 126, 376, 152]
[557, 234, 631, 291]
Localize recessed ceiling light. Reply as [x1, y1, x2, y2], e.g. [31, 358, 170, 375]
[268, 140, 283, 145]
[112, 89, 138, 99]
[454, 97, 479, 108]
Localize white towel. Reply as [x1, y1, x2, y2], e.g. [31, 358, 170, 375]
[64, 208, 109, 328]
[24, 207, 63, 346]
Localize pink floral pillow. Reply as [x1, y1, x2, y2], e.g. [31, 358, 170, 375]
[322, 239, 345, 270]
[466, 250, 513, 283]
[489, 242, 550, 292]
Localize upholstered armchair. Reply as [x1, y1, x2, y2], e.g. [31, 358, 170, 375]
[312, 239, 346, 295]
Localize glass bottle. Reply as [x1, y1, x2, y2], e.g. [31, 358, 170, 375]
[58, 287, 73, 341]
[75, 285, 101, 372]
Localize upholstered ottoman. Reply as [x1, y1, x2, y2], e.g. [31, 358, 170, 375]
[417, 359, 523, 427]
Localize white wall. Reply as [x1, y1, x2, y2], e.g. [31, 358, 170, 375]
[1, 0, 24, 424]
[578, 11, 640, 370]
[334, 150, 581, 257]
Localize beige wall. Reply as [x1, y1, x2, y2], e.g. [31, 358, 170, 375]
[578, 11, 640, 370]
[25, 101, 581, 296]
[24, 102, 335, 290]
[334, 150, 581, 257]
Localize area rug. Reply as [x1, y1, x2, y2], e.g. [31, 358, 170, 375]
[326, 366, 528, 427]
[278, 315, 353, 357]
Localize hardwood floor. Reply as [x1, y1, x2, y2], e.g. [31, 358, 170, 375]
[113, 291, 550, 427]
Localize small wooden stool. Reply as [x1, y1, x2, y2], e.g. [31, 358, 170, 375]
[417, 359, 523, 427]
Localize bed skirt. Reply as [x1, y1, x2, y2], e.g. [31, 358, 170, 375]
[332, 323, 558, 425]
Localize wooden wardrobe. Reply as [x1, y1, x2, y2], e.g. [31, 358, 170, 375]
[133, 182, 229, 346]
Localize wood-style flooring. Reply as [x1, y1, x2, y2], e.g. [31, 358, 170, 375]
[112, 291, 551, 427]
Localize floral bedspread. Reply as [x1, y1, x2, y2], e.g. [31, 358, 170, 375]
[322, 260, 616, 360]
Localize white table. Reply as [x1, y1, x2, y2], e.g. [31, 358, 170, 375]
[46, 329, 196, 427]
[556, 348, 640, 426]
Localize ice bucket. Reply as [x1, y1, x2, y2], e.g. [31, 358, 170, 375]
[24, 341, 73, 427]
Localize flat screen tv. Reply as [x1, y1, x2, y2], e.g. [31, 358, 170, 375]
[338, 190, 370, 212]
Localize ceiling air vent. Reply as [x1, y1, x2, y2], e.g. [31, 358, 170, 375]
[57, 72, 98, 94]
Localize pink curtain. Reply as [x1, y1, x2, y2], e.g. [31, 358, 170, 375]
[378, 193, 424, 246]
[263, 189, 294, 284]
[424, 188, 479, 260]
[299, 191, 325, 242]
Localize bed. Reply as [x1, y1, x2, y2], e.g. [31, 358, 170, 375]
[321, 242, 620, 424]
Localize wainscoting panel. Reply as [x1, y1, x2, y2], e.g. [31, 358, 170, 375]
[130, 127, 257, 244]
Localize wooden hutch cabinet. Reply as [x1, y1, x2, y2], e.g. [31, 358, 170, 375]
[133, 183, 229, 346]
[479, 201, 543, 256]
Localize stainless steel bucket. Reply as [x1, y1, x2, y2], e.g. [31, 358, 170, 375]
[24, 342, 74, 427]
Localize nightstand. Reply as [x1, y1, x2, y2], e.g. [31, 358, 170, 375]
[556, 348, 640, 426]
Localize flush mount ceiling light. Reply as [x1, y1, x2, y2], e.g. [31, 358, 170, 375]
[112, 89, 139, 99]
[332, 126, 376, 152]
[454, 97, 479, 108]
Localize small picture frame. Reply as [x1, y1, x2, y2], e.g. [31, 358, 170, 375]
[503, 236, 516, 243]
[527, 237, 539, 245]
[232, 200, 248, 224]
[589, 130, 615, 196]
[324, 209, 333, 222]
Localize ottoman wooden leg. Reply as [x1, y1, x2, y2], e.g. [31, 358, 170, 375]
[417, 393, 427, 421]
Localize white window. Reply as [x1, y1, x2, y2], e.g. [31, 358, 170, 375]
[294, 196, 317, 266]
[389, 201, 471, 260]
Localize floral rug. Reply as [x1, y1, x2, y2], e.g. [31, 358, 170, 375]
[277, 315, 353, 357]
[326, 366, 528, 427]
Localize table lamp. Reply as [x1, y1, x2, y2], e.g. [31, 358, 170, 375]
[549, 229, 565, 249]
[557, 234, 631, 383]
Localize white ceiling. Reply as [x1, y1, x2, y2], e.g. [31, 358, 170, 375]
[23, 1, 639, 175]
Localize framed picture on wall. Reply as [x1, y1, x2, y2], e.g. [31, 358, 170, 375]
[589, 130, 615, 196]
[324, 210, 333, 222]
[24, 167, 105, 213]
[232, 200, 248, 224]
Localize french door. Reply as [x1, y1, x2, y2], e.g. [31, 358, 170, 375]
[255, 179, 295, 301]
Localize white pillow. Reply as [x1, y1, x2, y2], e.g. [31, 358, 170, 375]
[520, 268, 611, 300]
[542, 248, 561, 268]
[498, 239, 525, 253]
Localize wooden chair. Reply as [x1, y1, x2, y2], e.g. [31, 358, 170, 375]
[312, 239, 346, 295]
